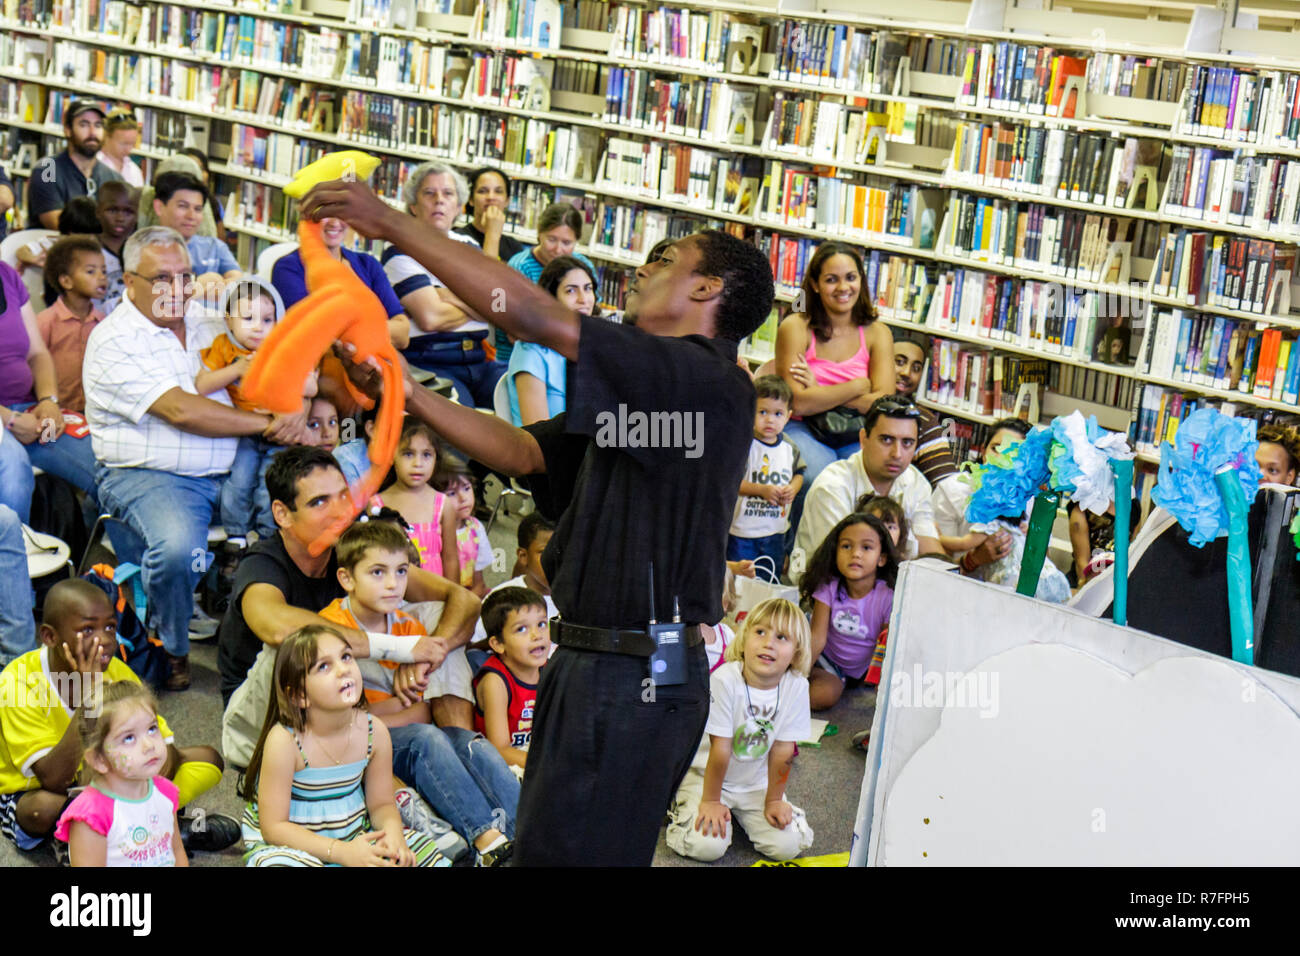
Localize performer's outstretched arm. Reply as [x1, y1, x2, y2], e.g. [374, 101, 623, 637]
[300, 179, 580, 360]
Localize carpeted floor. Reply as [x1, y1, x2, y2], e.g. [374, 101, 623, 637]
[4, 489, 873, 867]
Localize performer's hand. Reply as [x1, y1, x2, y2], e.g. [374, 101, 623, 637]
[695, 800, 730, 839]
[332, 342, 388, 402]
[765, 799, 794, 830]
[300, 178, 399, 239]
[727, 559, 756, 579]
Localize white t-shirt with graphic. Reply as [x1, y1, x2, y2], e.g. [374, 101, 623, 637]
[730, 435, 806, 538]
[54, 777, 179, 867]
[705, 661, 810, 794]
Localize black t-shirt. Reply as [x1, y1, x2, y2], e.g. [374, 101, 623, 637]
[522, 315, 755, 628]
[216, 532, 342, 700]
[453, 222, 526, 263]
[26, 151, 121, 228]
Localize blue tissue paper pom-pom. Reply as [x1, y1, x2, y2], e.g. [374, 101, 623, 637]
[1152, 408, 1260, 547]
[965, 426, 1054, 525]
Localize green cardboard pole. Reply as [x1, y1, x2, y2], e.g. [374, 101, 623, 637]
[1016, 490, 1061, 597]
[1214, 466, 1254, 666]
[1110, 459, 1134, 627]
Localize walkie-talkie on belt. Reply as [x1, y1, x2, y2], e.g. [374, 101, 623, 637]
[647, 563, 687, 686]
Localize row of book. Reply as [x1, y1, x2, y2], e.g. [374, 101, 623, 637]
[603, 68, 758, 146]
[1149, 231, 1294, 314]
[939, 194, 1154, 285]
[608, 6, 764, 73]
[922, 340, 997, 416]
[946, 125, 1165, 210]
[757, 164, 931, 241]
[949, 419, 1007, 466]
[761, 96, 954, 166]
[470, 0, 563, 51]
[1137, 309, 1300, 403]
[1164, 146, 1300, 237]
[1046, 362, 1139, 412]
[1174, 66, 1300, 148]
[597, 138, 719, 205]
[1131, 386, 1242, 454]
[925, 268, 1139, 364]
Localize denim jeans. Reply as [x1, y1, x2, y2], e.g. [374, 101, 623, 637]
[726, 532, 786, 571]
[0, 412, 101, 525]
[220, 436, 279, 537]
[388, 723, 519, 844]
[0, 504, 35, 665]
[96, 466, 220, 658]
[410, 356, 506, 409]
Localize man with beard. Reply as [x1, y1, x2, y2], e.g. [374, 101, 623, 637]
[27, 101, 122, 229]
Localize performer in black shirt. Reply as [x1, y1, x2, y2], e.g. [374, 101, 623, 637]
[301, 179, 774, 865]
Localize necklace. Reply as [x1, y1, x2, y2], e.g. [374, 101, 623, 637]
[313, 713, 356, 765]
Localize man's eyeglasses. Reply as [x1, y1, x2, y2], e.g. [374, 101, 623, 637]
[127, 271, 196, 287]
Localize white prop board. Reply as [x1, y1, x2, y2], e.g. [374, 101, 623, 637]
[851, 560, 1300, 866]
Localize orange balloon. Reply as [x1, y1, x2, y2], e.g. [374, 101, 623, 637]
[243, 220, 406, 556]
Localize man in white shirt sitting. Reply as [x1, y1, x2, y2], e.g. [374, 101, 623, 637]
[792, 395, 944, 582]
[82, 226, 309, 690]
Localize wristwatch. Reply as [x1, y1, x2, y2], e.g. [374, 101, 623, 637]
[38, 395, 59, 406]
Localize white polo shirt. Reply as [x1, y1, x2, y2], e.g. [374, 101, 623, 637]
[792, 452, 938, 579]
[83, 295, 238, 477]
[381, 230, 489, 334]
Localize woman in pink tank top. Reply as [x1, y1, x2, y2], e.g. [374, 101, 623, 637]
[775, 242, 898, 490]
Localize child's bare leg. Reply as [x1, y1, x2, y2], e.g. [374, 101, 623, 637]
[431, 695, 474, 731]
[809, 667, 845, 711]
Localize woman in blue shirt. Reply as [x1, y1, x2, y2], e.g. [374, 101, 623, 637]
[503, 203, 594, 366]
[270, 215, 410, 350]
[506, 255, 599, 426]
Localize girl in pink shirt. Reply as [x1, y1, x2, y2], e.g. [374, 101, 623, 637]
[372, 419, 459, 581]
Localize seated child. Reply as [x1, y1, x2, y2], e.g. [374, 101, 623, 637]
[855, 493, 908, 685]
[728, 375, 806, 572]
[372, 419, 459, 581]
[1067, 496, 1142, 588]
[55, 682, 187, 866]
[306, 396, 341, 454]
[665, 597, 815, 863]
[437, 459, 494, 598]
[238, 626, 449, 867]
[934, 418, 1031, 558]
[472, 587, 551, 770]
[198, 277, 313, 540]
[470, 512, 557, 649]
[36, 236, 107, 413]
[316, 519, 517, 865]
[1256, 423, 1300, 487]
[0, 580, 234, 858]
[333, 404, 378, 490]
[799, 513, 898, 711]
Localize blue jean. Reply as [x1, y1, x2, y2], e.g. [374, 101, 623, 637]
[0, 504, 35, 665]
[220, 437, 279, 537]
[783, 420, 860, 552]
[0, 410, 101, 525]
[727, 532, 786, 570]
[96, 467, 220, 658]
[409, 352, 505, 409]
[389, 723, 519, 844]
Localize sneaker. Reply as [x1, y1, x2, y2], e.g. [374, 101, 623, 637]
[851, 729, 871, 752]
[51, 839, 70, 867]
[188, 606, 220, 641]
[165, 654, 191, 692]
[179, 809, 241, 853]
[395, 787, 469, 862]
[474, 839, 513, 867]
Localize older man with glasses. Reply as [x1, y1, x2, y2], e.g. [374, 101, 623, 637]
[82, 226, 310, 690]
[792, 394, 945, 583]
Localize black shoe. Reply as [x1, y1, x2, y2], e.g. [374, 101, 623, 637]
[474, 839, 513, 867]
[179, 810, 241, 853]
[165, 653, 191, 692]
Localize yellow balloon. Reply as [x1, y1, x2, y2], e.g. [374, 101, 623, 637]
[283, 150, 382, 198]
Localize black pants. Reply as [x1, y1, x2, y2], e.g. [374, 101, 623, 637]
[513, 640, 710, 866]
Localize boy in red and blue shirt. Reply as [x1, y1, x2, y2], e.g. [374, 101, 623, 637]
[473, 587, 551, 771]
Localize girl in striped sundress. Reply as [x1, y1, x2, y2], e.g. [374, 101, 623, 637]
[239, 625, 449, 867]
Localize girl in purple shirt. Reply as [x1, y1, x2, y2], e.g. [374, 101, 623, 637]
[798, 512, 899, 711]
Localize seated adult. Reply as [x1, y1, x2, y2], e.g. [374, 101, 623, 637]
[95, 109, 143, 188]
[82, 226, 310, 691]
[151, 171, 240, 303]
[0, 259, 101, 524]
[792, 395, 943, 579]
[777, 242, 896, 489]
[931, 418, 1029, 575]
[506, 255, 595, 426]
[216, 448, 519, 858]
[271, 214, 410, 350]
[382, 162, 501, 408]
[454, 166, 525, 263]
[178, 148, 227, 242]
[503, 202, 596, 365]
[26, 100, 121, 230]
[136, 154, 220, 237]
[94, 180, 138, 315]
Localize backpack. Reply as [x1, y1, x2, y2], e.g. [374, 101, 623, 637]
[81, 563, 169, 689]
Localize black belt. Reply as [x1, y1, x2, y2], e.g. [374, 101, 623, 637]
[551, 619, 704, 657]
